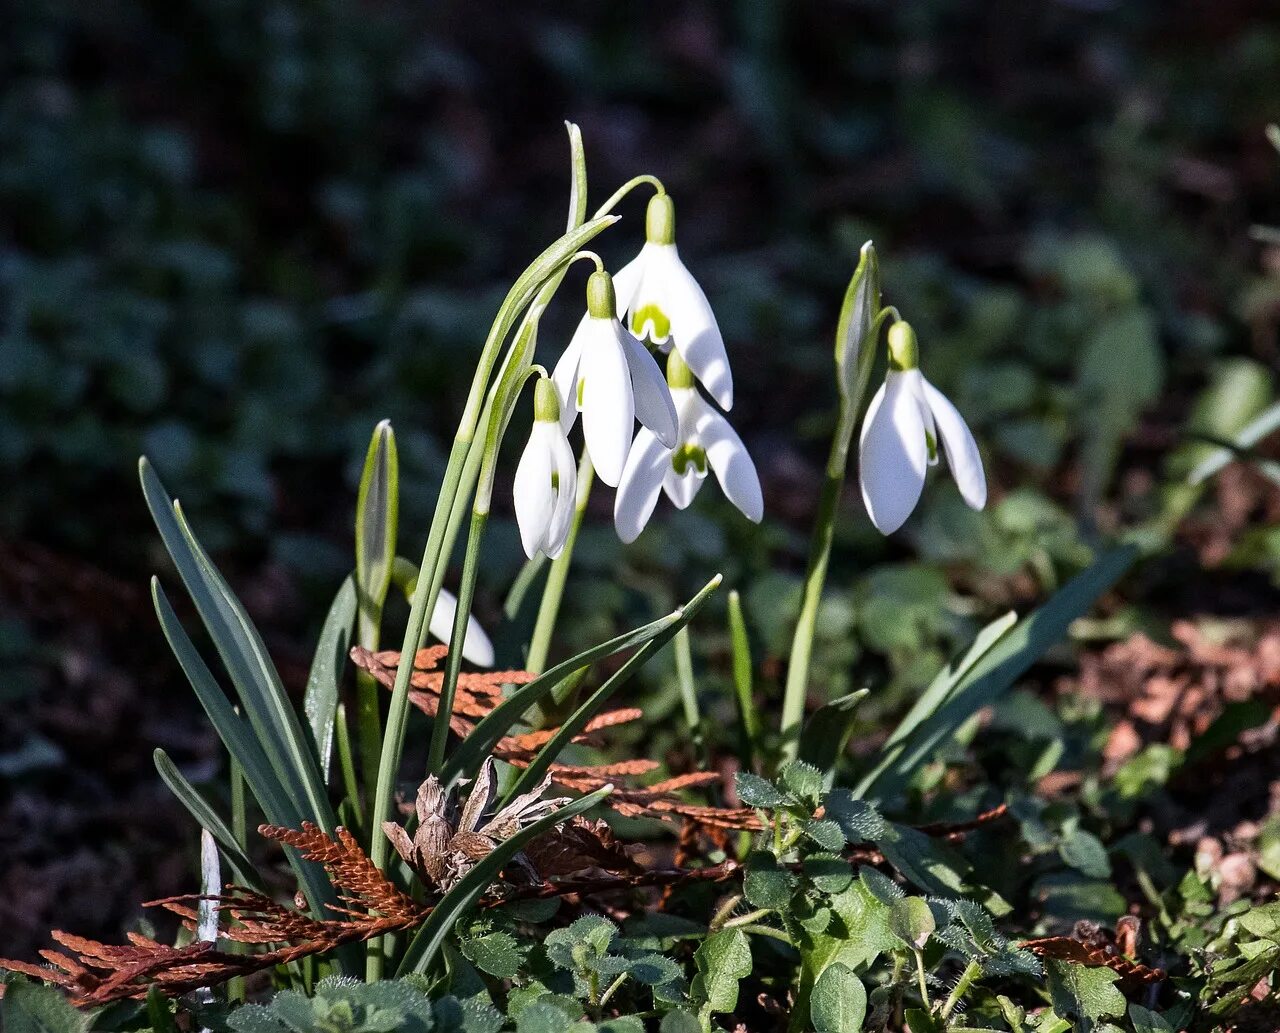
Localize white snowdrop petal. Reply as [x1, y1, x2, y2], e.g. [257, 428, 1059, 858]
[579, 321, 634, 487]
[699, 401, 763, 523]
[513, 428, 554, 559]
[859, 372, 929, 534]
[429, 587, 495, 668]
[654, 245, 734, 410]
[663, 462, 705, 510]
[544, 425, 578, 558]
[614, 429, 669, 544]
[551, 320, 588, 432]
[611, 249, 646, 316]
[922, 376, 987, 511]
[619, 328, 678, 447]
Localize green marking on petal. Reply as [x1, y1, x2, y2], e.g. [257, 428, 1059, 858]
[551, 469, 560, 491]
[577, 377, 585, 408]
[631, 304, 671, 343]
[925, 429, 938, 463]
[671, 444, 707, 476]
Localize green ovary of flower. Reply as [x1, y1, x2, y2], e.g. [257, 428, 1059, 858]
[671, 443, 707, 476]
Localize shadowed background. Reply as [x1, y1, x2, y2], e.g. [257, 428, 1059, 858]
[2, 0, 1279, 958]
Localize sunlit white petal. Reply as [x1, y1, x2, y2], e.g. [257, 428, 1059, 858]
[698, 399, 763, 523]
[579, 319, 634, 486]
[544, 425, 578, 557]
[619, 327, 678, 447]
[859, 370, 929, 534]
[551, 320, 587, 432]
[650, 244, 733, 410]
[429, 587, 494, 667]
[614, 428, 669, 544]
[922, 377, 987, 510]
[513, 426, 554, 558]
[611, 250, 645, 315]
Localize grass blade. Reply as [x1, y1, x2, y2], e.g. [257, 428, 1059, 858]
[858, 545, 1136, 798]
[153, 748, 263, 892]
[396, 785, 612, 976]
[727, 590, 762, 769]
[798, 688, 870, 779]
[501, 576, 722, 803]
[304, 575, 358, 782]
[140, 457, 335, 832]
[441, 610, 686, 784]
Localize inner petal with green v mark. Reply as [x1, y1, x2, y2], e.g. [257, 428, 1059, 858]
[671, 443, 707, 476]
[631, 303, 671, 343]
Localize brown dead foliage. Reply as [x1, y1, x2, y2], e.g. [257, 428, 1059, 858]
[1022, 916, 1167, 989]
[353, 645, 761, 832]
[1063, 619, 1280, 768]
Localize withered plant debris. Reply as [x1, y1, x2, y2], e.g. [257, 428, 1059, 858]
[352, 645, 763, 832]
[382, 757, 568, 890]
[1021, 916, 1167, 989]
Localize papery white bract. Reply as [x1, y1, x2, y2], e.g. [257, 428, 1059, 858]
[514, 378, 578, 561]
[610, 194, 734, 410]
[552, 269, 677, 486]
[858, 321, 986, 535]
[614, 353, 762, 543]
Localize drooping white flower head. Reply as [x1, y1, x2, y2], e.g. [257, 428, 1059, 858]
[552, 269, 677, 486]
[858, 321, 986, 535]
[428, 588, 494, 667]
[514, 376, 578, 561]
[609, 194, 733, 410]
[615, 349, 763, 543]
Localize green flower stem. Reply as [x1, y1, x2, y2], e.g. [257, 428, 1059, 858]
[426, 508, 488, 774]
[592, 174, 665, 220]
[674, 625, 703, 749]
[727, 590, 762, 769]
[940, 959, 981, 1020]
[334, 702, 363, 826]
[914, 948, 931, 1009]
[526, 448, 595, 674]
[778, 405, 854, 760]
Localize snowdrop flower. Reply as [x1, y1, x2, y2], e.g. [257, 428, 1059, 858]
[615, 349, 763, 543]
[552, 269, 677, 486]
[610, 193, 734, 410]
[428, 588, 494, 667]
[859, 320, 986, 535]
[513, 376, 577, 561]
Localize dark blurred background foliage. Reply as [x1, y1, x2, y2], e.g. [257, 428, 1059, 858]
[2, 0, 1279, 956]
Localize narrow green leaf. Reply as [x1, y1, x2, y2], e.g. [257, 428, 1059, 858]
[798, 688, 870, 778]
[397, 786, 613, 975]
[140, 457, 335, 831]
[151, 582, 336, 918]
[442, 609, 686, 783]
[862, 546, 1135, 795]
[153, 748, 263, 892]
[304, 575, 357, 782]
[500, 576, 721, 802]
[726, 590, 762, 768]
[151, 579, 299, 827]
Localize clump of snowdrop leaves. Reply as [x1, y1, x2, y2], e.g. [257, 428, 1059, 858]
[859, 320, 987, 534]
[615, 348, 762, 543]
[514, 376, 578, 559]
[552, 268, 677, 486]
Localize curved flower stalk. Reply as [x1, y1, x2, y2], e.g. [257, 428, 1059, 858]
[615, 350, 762, 543]
[611, 193, 733, 410]
[552, 268, 677, 486]
[515, 377, 578, 559]
[859, 320, 987, 534]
